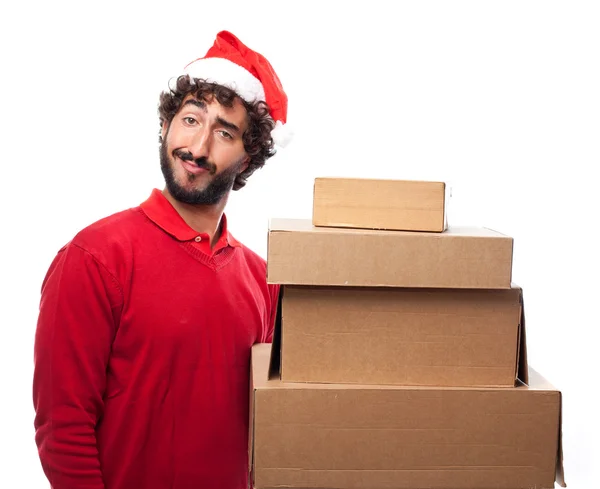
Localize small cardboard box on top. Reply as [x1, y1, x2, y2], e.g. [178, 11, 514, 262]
[267, 218, 513, 289]
[312, 177, 450, 232]
[250, 343, 565, 489]
[272, 284, 528, 387]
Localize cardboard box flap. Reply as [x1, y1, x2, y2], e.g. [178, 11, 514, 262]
[556, 391, 566, 487]
[251, 341, 277, 486]
[267, 287, 283, 381]
[527, 367, 566, 487]
[444, 183, 452, 231]
[248, 350, 257, 486]
[516, 287, 529, 385]
[251, 341, 275, 489]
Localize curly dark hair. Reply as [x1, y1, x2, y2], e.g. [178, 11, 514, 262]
[158, 75, 276, 191]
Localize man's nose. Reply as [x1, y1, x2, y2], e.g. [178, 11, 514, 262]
[188, 128, 212, 159]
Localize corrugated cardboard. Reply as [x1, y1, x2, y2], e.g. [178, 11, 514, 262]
[250, 343, 565, 489]
[267, 219, 513, 289]
[275, 285, 527, 387]
[313, 177, 449, 232]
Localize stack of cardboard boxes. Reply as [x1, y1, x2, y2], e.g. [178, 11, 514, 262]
[250, 177, 565, 489]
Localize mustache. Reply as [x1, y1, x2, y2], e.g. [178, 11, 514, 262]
[173, 149, 217, 174]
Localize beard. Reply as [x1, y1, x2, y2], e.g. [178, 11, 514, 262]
[159, 139, 245, 206]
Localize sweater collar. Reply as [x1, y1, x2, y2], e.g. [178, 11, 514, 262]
[140, 188, 241, 248]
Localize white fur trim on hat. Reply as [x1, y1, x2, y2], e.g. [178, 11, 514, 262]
[271, 120, 294, 148]
[184, 57, 266, 103]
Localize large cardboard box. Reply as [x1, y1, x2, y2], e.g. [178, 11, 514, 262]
[313, 177, 449, 232]
[267, 219, 513, 289]
[250, 344, 565, 489]
[273, 285, 527, 387]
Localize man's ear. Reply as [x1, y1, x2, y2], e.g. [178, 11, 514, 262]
[240, 156, 251, 173]
[161, 121, 169, 142]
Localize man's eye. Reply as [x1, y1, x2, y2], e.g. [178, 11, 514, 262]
[219, 130, 233, 140]
[183, 117, 197, 125]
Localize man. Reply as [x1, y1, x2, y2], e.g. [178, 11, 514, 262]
[33, 31, 291, 489]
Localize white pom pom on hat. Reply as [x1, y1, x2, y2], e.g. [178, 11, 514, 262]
[179, 31, 293, 149]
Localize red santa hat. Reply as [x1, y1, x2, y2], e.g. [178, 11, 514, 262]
[179, 30, 293, 148]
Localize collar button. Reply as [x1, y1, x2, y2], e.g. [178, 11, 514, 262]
[194, 236, 202, 243]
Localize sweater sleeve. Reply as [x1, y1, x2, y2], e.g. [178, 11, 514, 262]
[33, 243, 123, 489]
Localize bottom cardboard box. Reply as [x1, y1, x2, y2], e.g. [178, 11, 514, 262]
[250, 344, 565, 489]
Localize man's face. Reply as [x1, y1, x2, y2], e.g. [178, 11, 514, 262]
[160, 94, 250, 205]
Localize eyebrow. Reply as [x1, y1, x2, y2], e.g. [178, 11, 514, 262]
[182, 99, 241, 133]
[183, 99, 207, 111]
[216, 116, 241, 133]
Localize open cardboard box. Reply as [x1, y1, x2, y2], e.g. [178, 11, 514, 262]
[272, 284, 528, 387]
[250, 343, 565, 489]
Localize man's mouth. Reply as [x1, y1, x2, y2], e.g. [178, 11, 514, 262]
[173, 150, 216, 174]
[178, 156, 209, 175]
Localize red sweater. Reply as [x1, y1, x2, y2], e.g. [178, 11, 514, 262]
[33, 189, 279, 489]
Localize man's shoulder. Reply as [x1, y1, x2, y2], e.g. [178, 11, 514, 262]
[56, 206, 151, 273]
[71, 206, 144, 249]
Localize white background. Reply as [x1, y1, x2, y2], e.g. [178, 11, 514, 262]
[1, 1, 598, 487]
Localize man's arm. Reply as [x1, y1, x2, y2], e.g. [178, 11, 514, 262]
[33, 243, 122, 489]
